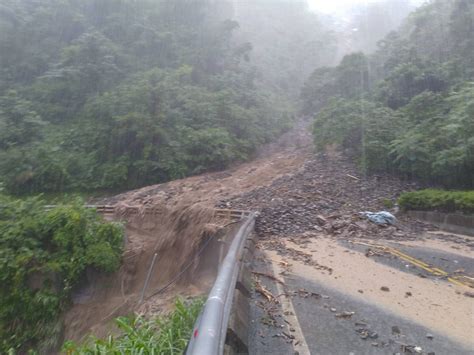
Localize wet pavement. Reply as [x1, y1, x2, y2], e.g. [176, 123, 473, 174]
[248, 234, 474, 355]
[341, 240, 474, 284]
[287, 276, 471, 355]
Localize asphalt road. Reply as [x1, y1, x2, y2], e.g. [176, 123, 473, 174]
[341, 240, 474, 283]
[286, 276, 471, 355]
[249, 237, 474, 355]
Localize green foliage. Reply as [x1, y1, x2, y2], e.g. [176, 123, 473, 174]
[0, 195, 124, 353]
[390, 84, 474, 186]
[0, 0, 292, 195]
[0, 90, 46, 149]
[398, 189, 474, 214]
[313, 99, 401, 173]
[301, 53, 370, 114]
[376, 61, 447, 109]
[63, 298, 204, 354]
[306, 0, 474, 189]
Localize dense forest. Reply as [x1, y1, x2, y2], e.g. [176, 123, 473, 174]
[3, 0, 456, 196]
[0, 0, 300, 195]
[1, 0, 473, 353]
[302, 0, 474, 188]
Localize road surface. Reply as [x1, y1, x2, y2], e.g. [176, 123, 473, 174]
[249, 232, 474, 355]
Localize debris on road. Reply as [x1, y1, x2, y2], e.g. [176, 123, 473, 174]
[365, 248, 386, 257]
[255, 280, 277, 302]
[218, 154, 430, 243]
[252, 271, 285, 285]
[335, 311, 355, 319]
[392, 325, 401, 334]
[294, 288, 321, 299]
[400, 344, 423, 353]
[361, 211, 397, 226]
[463, 291, 474, 298]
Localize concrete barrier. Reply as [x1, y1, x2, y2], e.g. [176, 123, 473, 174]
[224, 235, 256, 355]
[407, 210, 474, 236]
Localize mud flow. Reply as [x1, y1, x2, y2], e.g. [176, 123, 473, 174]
[63, 202, 237, 343]
[63, 122, 311, 344]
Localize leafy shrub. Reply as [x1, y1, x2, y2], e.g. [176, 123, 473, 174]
[0, 195, 124, 353]
[63, 298, 204, 354]
[398, 189, 474, 214]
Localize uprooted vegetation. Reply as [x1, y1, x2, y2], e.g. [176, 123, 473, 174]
[0, 195, 124, 353]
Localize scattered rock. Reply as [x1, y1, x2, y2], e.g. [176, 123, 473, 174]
[463, 291, 474, 298]
[392, 326, 401, 334]
[358, 330, 369, 340]
[405, 291, 412, 297]
[400, 344, 423, 353]
[218, 154, 427, 243]
[381, 286, 390, 292]
[369, 332, 378, 339]
[315, 215, 328, 226]
[426, 333, 433, 340]
[335, 311, 355, 319]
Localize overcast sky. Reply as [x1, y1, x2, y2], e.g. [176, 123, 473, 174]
[307, 0, 426, 14]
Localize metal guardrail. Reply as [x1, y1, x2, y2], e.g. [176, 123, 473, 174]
[44, 205, 250, 221]
[186, 212, 256, 355]
[44, 203, 255, 352]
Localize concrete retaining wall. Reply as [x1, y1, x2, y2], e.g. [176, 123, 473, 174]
[407, 210, 474, 236]
[224, 232, 256, 355]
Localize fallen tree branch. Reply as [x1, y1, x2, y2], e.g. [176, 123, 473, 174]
[346, 174, 360, 181]
[255, 280, 276, 302]
[252, 271, 285, 285]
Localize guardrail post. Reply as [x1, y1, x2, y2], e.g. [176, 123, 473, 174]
[140, 253, 158, 303]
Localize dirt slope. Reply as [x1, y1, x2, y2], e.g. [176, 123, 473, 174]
[66, 118, 473, 351]
[63, 120, 312, 343]
[102, 120, 312, 209]
[63, 203, 220, 342]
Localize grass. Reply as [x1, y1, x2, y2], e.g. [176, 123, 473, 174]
[398, 189, 474, 214]
[62, 298, 204, 355]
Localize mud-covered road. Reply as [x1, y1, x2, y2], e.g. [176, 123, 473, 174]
[92, 119, 473, 354]
[215, 120, 473, 354]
